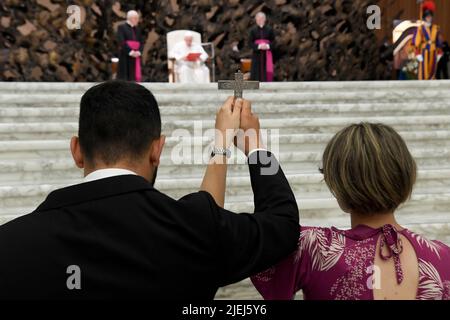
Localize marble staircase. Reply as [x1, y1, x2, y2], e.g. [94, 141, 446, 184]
[1, 81, 450, 299]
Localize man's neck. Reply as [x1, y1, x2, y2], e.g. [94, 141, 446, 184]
[350, 211, 402, 230]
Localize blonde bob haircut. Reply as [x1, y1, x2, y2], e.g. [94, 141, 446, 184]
[320, 122, 417, 215]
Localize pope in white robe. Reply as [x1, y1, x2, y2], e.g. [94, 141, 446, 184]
[170, 31, 210, 83]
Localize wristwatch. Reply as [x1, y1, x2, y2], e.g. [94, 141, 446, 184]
[211, 147, 231, 158]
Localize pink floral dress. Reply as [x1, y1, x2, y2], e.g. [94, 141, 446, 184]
[251, 225, 450, 300]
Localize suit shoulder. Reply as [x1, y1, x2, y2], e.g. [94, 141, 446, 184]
[149, 189, 215, 217]
[0, 211, 46, 244]
[0, 210, 37, 229]
[178, 191, 214, 211]
[169, 191, 218, 236]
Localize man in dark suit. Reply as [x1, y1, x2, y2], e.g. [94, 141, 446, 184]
[0, 80, 299, 299]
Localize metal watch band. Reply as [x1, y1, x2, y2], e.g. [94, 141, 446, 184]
[210, 147, 231, 158]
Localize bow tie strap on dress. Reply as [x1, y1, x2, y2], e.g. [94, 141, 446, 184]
[379, 224, 404, 284]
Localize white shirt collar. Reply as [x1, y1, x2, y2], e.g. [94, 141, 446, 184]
[84, 168, 137, 183]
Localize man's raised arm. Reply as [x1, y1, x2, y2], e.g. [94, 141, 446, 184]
[202, 99, 299, 286]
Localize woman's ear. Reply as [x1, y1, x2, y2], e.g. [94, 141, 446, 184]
[70, 136, 84, 169]
[149, 135, 166, 167]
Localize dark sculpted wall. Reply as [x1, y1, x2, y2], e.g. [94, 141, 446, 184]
[0, 0, 391, 82]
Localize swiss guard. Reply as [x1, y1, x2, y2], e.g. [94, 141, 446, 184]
[412, 0, 443, 80]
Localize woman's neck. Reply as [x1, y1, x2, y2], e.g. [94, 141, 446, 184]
[350, 211, 403, 230]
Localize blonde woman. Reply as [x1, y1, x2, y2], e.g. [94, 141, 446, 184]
[250, 123, 450, 300]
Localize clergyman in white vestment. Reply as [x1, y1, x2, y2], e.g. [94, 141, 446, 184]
[170, 31, 210, 83]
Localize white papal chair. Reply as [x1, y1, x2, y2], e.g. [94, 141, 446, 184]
[166, 30, 215, 83]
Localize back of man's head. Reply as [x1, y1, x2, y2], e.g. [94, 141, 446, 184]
[78, 80, 161, 166]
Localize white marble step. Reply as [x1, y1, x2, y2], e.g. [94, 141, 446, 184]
[1, 161, 449, 183]
[1, 131, 450, 156]
[0, 168, 448, 194]
[164, 115, 450, 131]
[1, 116, 450, 140]
[2, 102, 450, 113]
[150, 169, 450, 202]
[226, 190, 450, 211]
[2, 90, 450, 107]
[0, 176, 448, 212]
[0, 173, 448, 217]
[1, 102, 450, 123]
[1, 81, 450, 94]
[0, 147, 449, 180]
[3, 163, 450, 187]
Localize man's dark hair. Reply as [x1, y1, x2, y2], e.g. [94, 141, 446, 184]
[79, 80, 161, 165]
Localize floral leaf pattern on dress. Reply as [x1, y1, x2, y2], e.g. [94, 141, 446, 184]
[417, 259, 450, 300]
[297, 228, 346, 271]
[330, 238, 375, 300]
[410, 232, 443, 259]
[252, 226, 450, 300]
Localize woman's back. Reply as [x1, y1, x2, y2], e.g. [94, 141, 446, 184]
[251, 225, 450, 300]
[251, 123, 450, 300]
[374, 227, 418, 300]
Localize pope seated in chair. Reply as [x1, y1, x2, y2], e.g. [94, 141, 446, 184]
[170, 31, 210, 83]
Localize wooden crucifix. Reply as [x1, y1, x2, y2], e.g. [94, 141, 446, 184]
[218, 70, 259, 98]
